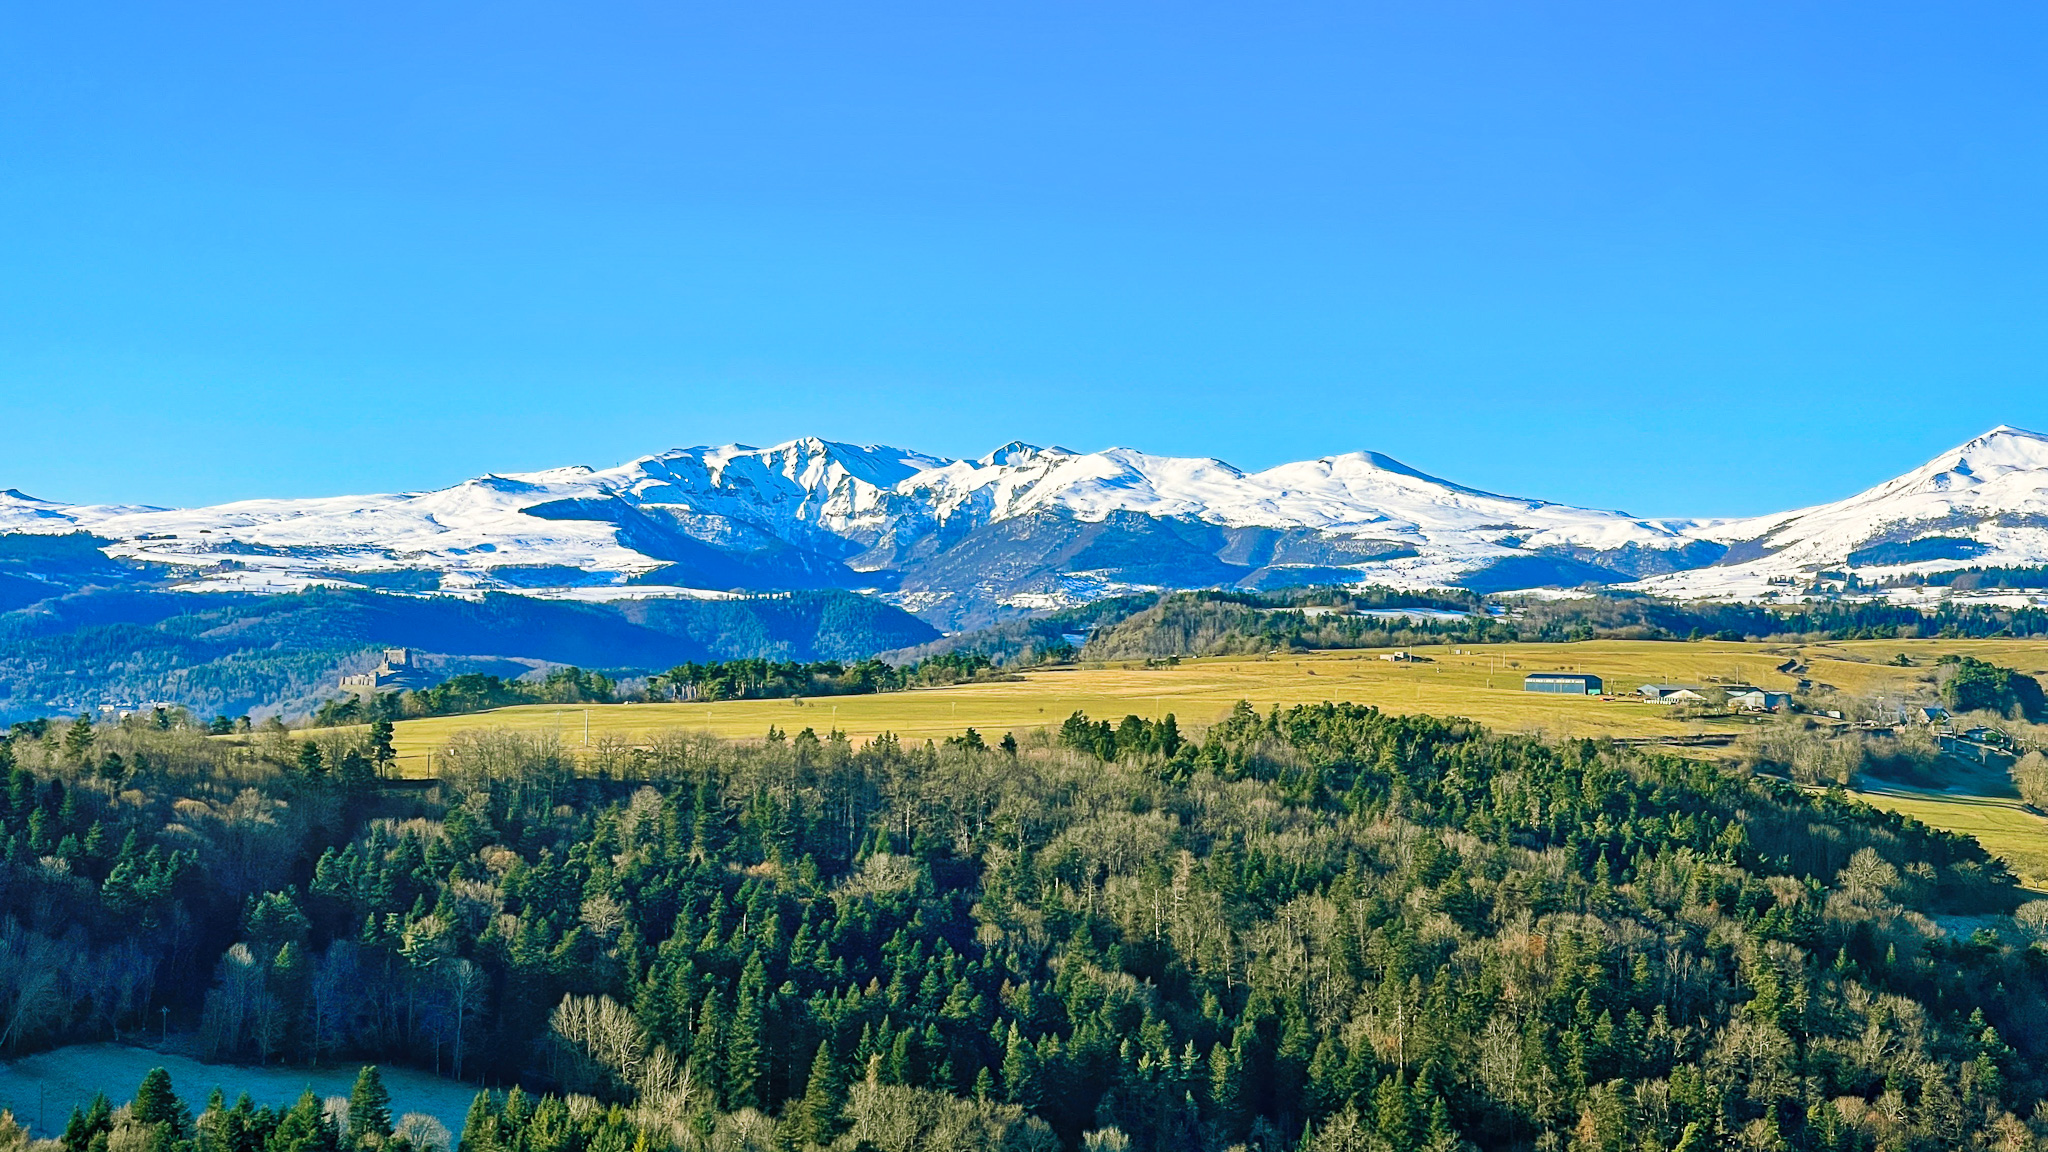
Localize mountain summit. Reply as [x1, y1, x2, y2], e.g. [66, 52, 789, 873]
[1638, 425, 2048, 601]
[4, 429, 2044, 625]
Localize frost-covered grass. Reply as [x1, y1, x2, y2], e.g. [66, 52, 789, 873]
[0, 1044, 477, 1141]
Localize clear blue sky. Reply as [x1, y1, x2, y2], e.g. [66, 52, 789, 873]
[4, 3, 2046, 517]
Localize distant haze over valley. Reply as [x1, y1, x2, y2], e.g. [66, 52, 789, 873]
[5, 426, 2048, 629]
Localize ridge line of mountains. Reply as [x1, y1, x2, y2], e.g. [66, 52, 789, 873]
[6, 425, 2048, 629]
[3, 426, 2048, 721]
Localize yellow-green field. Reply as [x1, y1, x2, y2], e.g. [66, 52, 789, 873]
[372, 637, 2048, 775]
[344, 636, 2048, 888]
[1849, 785, 2048, 889]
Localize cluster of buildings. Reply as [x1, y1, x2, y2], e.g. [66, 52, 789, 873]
[338, 648, 437, 694]
[1521, 672, 1792, 711]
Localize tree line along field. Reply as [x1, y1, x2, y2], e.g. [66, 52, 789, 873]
[65, 689, 2048, 1150]
[363, 638, 2048, 777]
[345, 637, 2048, 892]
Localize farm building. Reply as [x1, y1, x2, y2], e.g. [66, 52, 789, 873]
[1639, 684, 1705, 703]
[1727, 689, 1792, 711]
[1524, 673, 1603, 695]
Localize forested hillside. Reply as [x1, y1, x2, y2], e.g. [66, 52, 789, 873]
[930, 587, 2048, 665]
[0, 700, 2039, 1151]
[0, 587, 939, 723]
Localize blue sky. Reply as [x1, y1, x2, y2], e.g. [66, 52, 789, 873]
[3, 3, 2046, 517]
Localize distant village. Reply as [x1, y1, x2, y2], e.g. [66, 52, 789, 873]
[1515, 668, 2028, 766]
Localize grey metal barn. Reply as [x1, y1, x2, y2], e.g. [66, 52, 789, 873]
[1523, 672, 1603, 695]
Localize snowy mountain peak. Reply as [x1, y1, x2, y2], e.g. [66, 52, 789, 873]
[1637, 426, 2048, 602]
[1283, 450, 1506, 501]
[976, 441, 1049, 467]
[1966, 423, 2048, 446]
[1920, 424, 2048, 474]
[11, 426, 2048, 621]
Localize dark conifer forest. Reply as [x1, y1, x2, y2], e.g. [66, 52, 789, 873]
[0, 702, 2043, 1151]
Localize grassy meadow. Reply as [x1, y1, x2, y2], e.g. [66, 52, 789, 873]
[337, 635, 2048, 889]
[1848, 784, 2048, 890]
[368, 637, 2048, 773]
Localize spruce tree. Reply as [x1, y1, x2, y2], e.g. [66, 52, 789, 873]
[1422, 1088, 1458, 1152]
[692, 996, 727, 1104]
[456, 1093, 497, 1152]
[132, 1069, 184, 1133]
[337, 750, 376, 794]
[60, 1094, 110, 1152]
[347, 1067, 393, 1145]
[271, 1091, 338, 1152]
[798, 1040, 846, 1146]
[1002, 1023, 1041, 1111]
[368, 721, 396, 773]
[193, 1091, 227, 1152]
[1372, 1073, 1413, 1152]
[725, 956, 768, 1111]
[1207, 1040, 1244, 1143]
[63, 715, 94, 762]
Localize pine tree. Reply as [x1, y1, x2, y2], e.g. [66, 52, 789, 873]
[1421, 1087, 1458, 1152]
[725, 955, 768, 1111]
[347, 1067, 393, 1145]
[271, 1091, 338, 1152]
[1373, 1072, 1413, 1152]
[194, 1091, 227, 1152]
[1002, 1023, 1041, 1111]
[456, 1093, 498, 1152]
[368, 721, 396, 773]
[63, 715, 95, 762]
[132, 1068, 184, 1133]
[798, 1040, 846, 1146]
[60, 1094, 111, 1152]
[1206, 1041, 1243, 1141]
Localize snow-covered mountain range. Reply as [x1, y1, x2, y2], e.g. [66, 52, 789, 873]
[6, 427, 2048, 627]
